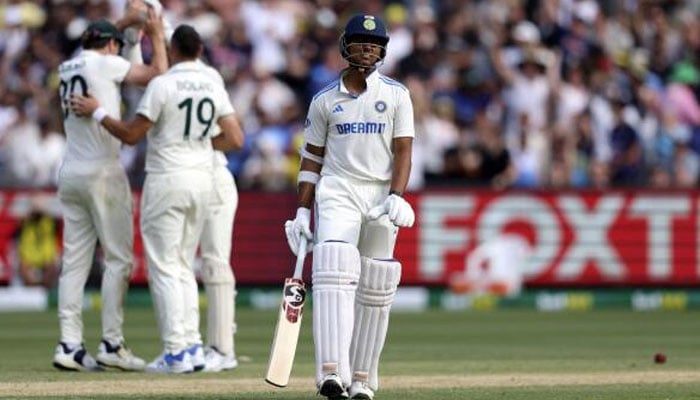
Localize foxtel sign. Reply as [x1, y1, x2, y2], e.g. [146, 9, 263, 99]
[396, 192, 700, 286]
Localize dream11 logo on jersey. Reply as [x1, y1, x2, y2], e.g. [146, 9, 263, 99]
[410, 191, 700, 287]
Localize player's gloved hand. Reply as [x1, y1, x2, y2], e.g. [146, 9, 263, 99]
[284, 207, 313, 256]
[367, 194, 414, 227]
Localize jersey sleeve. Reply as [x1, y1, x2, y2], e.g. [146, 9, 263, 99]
[303, 98, 328, 147]
[100, 54, 132, 83]
[136, 78, 166, 123]
[393, 88, 415, 139]
[216, 85, 235, 118]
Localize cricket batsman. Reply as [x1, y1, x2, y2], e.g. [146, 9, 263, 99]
[284, 14, 415, 400]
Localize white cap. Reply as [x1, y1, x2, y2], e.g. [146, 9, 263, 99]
[573, 0, 598, 24]
[512, 21, 540, 44]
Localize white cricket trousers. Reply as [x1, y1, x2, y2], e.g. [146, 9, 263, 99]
[199, 165, 238, 354]
[141, 169, 212, 353]
[315, 176, 390, 249]
[57, 160, 133, 345]
[200, 165, 237, 277]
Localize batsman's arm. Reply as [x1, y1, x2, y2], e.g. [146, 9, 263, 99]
[389, 136, 412, 196]
[297, 143, 324, 209]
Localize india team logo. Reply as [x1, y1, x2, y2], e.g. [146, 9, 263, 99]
[375, 100, 387, 113]
[363, 17, 376, 31]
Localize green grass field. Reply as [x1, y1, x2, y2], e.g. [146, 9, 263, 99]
[1, 306, 700, 399]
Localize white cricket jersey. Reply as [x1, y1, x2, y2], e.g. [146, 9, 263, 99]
[195, 59, 230, 169]
[137, 60, 235, 174]
[58, 50, 131, 165]
[304, 70, 414, 182]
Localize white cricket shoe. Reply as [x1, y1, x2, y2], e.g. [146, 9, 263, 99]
[145, 350, 193, 374]
[53, 342, 104, 372]
[96, 340, 146, 371]
[348, 381, 374, 400]
[186, 343, 205, 372]
[202, 346, 238, 372]
[318, 373, 349, 400]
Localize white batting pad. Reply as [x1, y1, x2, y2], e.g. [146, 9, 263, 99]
[203, 260, 236, 355]
[350, 257, 401, 390]
[312, 241, 361, 386]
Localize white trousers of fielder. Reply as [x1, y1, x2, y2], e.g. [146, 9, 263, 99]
[57, 160, 134, 346]
[199, 165, 238, 356]
[141, 169, 212, 354]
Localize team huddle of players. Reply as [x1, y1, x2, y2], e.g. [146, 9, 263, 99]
[52, 2, 415, 400]
[53, 0, 243, 374]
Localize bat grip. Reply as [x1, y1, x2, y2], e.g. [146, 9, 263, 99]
[292, 239, 307, 279]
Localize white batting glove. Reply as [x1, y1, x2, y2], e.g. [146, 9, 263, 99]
[367, 194, 415, 227]
[284, 207, 313, 256]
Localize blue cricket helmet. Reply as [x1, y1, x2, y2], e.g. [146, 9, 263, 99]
[340, 14, 389, 67]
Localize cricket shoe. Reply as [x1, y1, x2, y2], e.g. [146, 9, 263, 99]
[96, 340, 146, 371]
[203, 346, 238, 372]
[53, 342, 104, 372]
[186, 343, 205, 372]
[145, 350, 193, 373]
[318, 373, 349, 400]
[348, 381, 374, 400]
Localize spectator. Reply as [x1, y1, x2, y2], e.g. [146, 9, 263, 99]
[14, 194, 60, 288]
[608, 91, 644, 186]
[664, 60, 700, 127]
[0, 1, 699, 190]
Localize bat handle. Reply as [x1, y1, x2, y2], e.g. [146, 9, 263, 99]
[292, 238, 308, 279]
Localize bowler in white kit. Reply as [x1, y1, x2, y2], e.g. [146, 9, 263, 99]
[285, 14, 415, 400]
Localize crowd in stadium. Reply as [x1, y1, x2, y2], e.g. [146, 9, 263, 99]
[0, 0, 699, 191]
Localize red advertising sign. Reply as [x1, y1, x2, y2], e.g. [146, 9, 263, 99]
[2, 190, 699, 287]
[402, 191, 700, 287]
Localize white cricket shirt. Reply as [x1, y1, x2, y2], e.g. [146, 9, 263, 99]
[195, 59, 230, 169]
[137, 60, 235, 174]
[58, 50, 131, 165]
[304, 70, 414, 182]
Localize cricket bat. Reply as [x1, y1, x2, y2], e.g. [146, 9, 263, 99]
[265, 239, 309, 387]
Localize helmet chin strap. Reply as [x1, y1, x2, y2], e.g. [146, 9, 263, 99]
[352, 65, 374, 74]
[346, 57, 384, 74]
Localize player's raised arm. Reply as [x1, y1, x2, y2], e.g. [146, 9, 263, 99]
[122, 8, 167, 86]
[114, 0, 148, 32]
